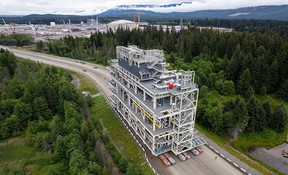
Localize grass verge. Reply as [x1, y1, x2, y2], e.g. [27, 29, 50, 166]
[233, 128, 288, 151]
[74, 72, 153, 174]
[196, 124, 284, 175]
[92, 96, 154, 175]
[256, 94, 288, 112]
[72, 72, 99, 94]
[0, 137, 52, 175]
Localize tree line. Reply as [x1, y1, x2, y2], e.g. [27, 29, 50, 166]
[39, 25, 288, 138]
[198, 94, 286, 136]
[189, 18, 288, 33]
[42, 25, 288, 101]
[0, 34, 33, 46]
[2, 15, 288, 32]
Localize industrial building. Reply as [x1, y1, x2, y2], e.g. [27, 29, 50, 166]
[107, 20, 137, 32]
[109, 45, 205, 156]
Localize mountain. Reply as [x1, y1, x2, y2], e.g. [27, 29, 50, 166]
[98, 5, 288, 21]
[116, 2, 192, 9]
[4, 4, 286, 23]
[0, 15, 23, 17]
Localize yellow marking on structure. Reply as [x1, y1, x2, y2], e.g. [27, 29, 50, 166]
[133, 102, 161, 128]
[160, 132, 175, 138]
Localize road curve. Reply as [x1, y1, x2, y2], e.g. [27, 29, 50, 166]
[2, 46, 254, 175]
[1, 47, 112, 98]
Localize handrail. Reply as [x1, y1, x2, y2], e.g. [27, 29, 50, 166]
[133, 102, 161, 129]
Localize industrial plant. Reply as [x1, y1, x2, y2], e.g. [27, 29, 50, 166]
[109, 45, 205, 156]
[0, 17, 232, 43]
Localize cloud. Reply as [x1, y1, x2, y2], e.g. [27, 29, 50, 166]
[0, 0, 287, 15]
[131, 0, 288, 13]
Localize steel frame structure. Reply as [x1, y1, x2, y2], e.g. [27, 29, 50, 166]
[109, 46, 203, 156]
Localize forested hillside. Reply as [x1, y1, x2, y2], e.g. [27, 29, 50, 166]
[43, 26, 288, 140]
[98, 5, 288, 21]
[0, 49, 114, 174]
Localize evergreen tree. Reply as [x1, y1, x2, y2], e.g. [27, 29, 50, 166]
[272, 105, 287, 133]
[278, 79, 288, 101]
[13, 101, 32, 129]
[0, 49, 17, 76]
[262, 101, 272, 128]
[169, 52, 176, 64]
[233, 98, 249, 128]
[246, 96, 258, 132]
[36, 40, 45, 52]
[237, 69, 253, 98]
[204, 106, 224, 134]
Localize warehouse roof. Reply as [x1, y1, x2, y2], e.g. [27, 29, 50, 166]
[108, 20, 135, 25]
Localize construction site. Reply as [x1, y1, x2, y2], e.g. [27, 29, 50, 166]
[0, 18, 185, 40]
[109, 45, 205, 165]
[0, 16, 232, 43]
[0, 17, 108, 41]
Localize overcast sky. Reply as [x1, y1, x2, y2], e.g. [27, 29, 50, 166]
[1, 0, 287, 15]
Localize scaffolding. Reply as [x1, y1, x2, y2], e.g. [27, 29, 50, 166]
[109, 45, 204, 156]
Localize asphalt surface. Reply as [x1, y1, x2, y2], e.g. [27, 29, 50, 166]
[2, 46, 254, 175]
[251, 147, 288, 174]
[148, 146, 244, 175]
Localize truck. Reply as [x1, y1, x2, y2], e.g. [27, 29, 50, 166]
[196, 146, 203, 154]
[159, 154, 171, 167]
[177, 153, 186, 161]
[191, 148, 200, 156]
[164, 152, 176, 165]
[183, 152, 191, 159]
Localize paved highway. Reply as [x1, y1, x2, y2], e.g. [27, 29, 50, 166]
[2, 46, 250, 175]
[168, 146, 242, 175]
[148, 145, 245, 175]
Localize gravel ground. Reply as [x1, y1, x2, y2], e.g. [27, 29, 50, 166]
[250, 143, 288, 174]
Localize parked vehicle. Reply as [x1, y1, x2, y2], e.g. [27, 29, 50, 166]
[177, 153, 186, 161]
[159, 154, 171, 167]
[183, 152, 191, 159]
[196, 146, 203, 154]
[191, 148, 200, 156]
[164, 153, 176, 165]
